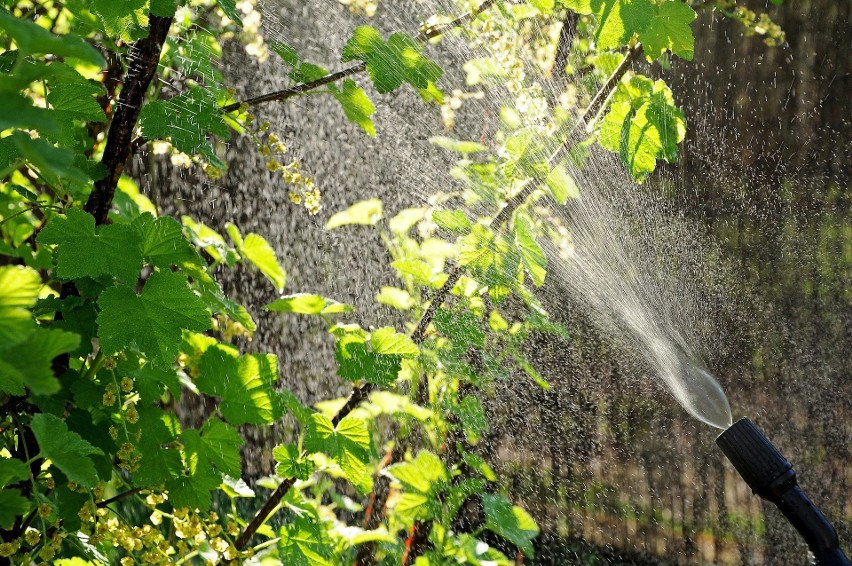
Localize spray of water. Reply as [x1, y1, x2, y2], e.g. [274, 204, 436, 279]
[206, 0, 736, 428]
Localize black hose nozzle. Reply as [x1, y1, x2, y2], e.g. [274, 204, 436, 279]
[717, 417, 849, 565]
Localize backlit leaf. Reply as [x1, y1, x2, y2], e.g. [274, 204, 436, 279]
[325, 198, 383, 229]
[31, 413, 102, 488]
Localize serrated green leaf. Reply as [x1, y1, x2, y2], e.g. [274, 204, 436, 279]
[639, 1, 696, 61]
[182, 262, 257, 332]
[482, 494, 540, 557]
[273, 444, 315, 480]
[13, 132, 90, 188]
[97, 270, 210, 366]
[514, 214, 547, 287]
[0, 265, 40, 349]
[598, 77, 685, 182]
[457, 395, 489, 442]
[0, 459, 29, 488]
[279, 512, 331, 566]
[342, 27, 442, 94]
[336, 341, 402, 386]
[390, 258, 435, 286]
[332, 79, 375, 136]
[85, 0, 148, 41]
[0, 93, 58, 134]
[588, 0, 655, 51]
[387, 451, 447, 521]
[47, 81, 106, 122]
[240, 233, 287, 292]
[31, 413, 101, 488]
[38, 208, 143, 284]
[0, 328, 80, 395]
[369, 327, 419, 358]
[132, 213, 200, 268]
[166, 471, 221, 511]
[0, 489, 30, 530]
[459, 223, 496, 270]
[434, 309, 485, 348]
[0, 9, 105, 66]
[325, 198, 383, 229]
[196, 344, 278, 425]
[150, 0, 179, 17]
[304, 414, 372, 493]
[266, 293, 353, 315]
[129, 406, 182, 486]
[183, 418, 243, 478]
[432, 209, 473, 235]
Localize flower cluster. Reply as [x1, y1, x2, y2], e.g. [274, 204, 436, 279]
[255, 126, 322, 215]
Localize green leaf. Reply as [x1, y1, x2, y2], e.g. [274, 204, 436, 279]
[129, 406, 182, 486]
[587, 0, 655, 51]
[0, 93, 58, 134]
[0, 9, 105, 66]
[0, 459, 29, 488]
[84, 0, 148, 41]
[457, 395, 489, 442]
[196, 344, 278, 425]
[221, 475, 255, 498]
[97, 270, 211, 366]
[369, 327, 419, 357]
[0, 489, 30, 530]
[132, 213, 200, 269]
[432, 209, 473, 235]
[12, 132, 90, 188]
[386, 451, 448, 521]
[376, 286, 415, 310]
[240, 232, 287, 292]
[598, 77, 686, 182]
[514, 214, 547, 287]
[390, 258, 437, 286]
[429, 136, 488, 154]
[342, 27, 442, 94]
[150, 0, 179, 17]
[0, 266, 41, 349]
[304, 413, 372, 493]
[273, 444, 315, 480]
[545, 162, 580, 204]
[31, 413, 101, 488]
[47, 81, 106, 122]
[0, 328, 80, 395]
[182, 262, 257, 332]
[38, 208, 143, 284]
[433, 309, 485, 348]
[639, 1, 697, 61]
[482, 494, 540, 557]
[331, 79, 376, 136]
[278, 512, 331, 566]
[183, 418, 243, 478]
[459, 224, 496, 271]
[336, 341, 402, 386]
[266, 293, 353, 315]
[325, 198, 383, 229]
[215, 0, 243, 26]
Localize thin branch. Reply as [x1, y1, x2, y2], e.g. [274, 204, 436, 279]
[220, 62, 366, 113]
[96, 487, 144, 508]
[233, 478, 295, 550]
[416, 0, 497, 41]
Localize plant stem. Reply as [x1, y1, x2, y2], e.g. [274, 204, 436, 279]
[415, 0, 497, 41]
[233, 477, 295, 550]
[84, 15, 174, 226]
[96, 487, 144, 508]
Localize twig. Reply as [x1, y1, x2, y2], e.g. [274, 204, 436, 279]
[96, 487, 144, 508]
[220, 62, 366, 113]
[84, 15, 174, 225]
[233, 477, 296, 550]
[415, 0, 497, 41]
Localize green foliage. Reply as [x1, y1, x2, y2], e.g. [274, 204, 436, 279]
[342, 26, 443, 96]
[0, 0, 764, 562]
[599, 76, 686, 181]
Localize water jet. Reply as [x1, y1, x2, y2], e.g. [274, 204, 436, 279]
[717, 417, 850, 565]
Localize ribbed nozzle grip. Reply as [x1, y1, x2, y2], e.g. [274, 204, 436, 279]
[716, 417, 793, 495]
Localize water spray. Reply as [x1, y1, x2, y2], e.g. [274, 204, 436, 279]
[716, 417, 850, 565]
